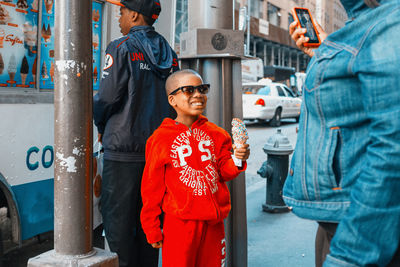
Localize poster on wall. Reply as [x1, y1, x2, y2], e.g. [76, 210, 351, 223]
[92, 1, 102, 91]
[39, 0, 54, 89]
[0, 0, 39, 88]
[39, 0, 103, 90]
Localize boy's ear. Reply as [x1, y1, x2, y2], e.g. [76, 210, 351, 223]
[168, 95, 176, 107]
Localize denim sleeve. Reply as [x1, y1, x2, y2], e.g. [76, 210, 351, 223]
[325, 9, 400, 267]
[93, 41, 130, 134]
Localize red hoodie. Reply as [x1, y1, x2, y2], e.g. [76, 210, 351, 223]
[141, 115, 246, 244]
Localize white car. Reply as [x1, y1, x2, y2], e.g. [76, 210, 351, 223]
[242, 82, 302, 126]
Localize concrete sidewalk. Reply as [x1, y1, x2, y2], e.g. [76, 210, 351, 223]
[246, 180, 317, 267]
[244, 121, 317, 266]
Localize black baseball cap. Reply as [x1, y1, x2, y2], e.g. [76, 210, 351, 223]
[107, 0, 161, 20]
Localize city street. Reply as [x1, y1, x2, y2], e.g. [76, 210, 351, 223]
[1, 119, 317, 267]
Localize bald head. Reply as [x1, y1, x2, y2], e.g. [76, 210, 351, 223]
[166, 69, 203, 95]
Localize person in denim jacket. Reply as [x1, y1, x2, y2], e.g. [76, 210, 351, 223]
[284, 0, 400, 266]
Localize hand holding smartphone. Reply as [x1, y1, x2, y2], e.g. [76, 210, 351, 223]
[292, 7, 321, 48]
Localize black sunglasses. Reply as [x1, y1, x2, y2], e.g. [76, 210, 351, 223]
[169, 84, 210, 96]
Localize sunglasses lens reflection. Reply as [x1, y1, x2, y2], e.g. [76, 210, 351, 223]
[182, 85, 209, 95]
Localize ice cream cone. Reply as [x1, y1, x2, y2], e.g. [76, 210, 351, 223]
[93, 34, 99, 50]
[93, 66, 98, 83]
[41, 24, 51, 43]
[20, 56, 29, 85]
[0, 29, 4, 48]
[45, 0, 54, 14]
[31, 0, 39, 11]
[20, 73, 27, 85]
[92, 9, 100, 22]
[8, 54, 17, 83]
[32, 57, 37, 83]
[231, 118, 249, 167]
[24, 23, 37, 55]
[0, 6, 10, 25]
[8, 72, 15, 81]
[50, 61, 54, 82]
[17, 0, 29, 9]
[41, 61, 49, 80]
[0, 53, 4, 75]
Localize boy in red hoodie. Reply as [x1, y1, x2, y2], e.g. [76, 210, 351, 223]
[140, 69, 250, 267]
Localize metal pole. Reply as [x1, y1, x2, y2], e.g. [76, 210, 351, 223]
[53, 0, 93, 255]
[185, 1, 248, 266]
[233, 0, 235, 30]
[246, 0, 251, 55]
[28, 0, 118, 265]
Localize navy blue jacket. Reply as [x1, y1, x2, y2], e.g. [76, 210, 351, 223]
[94, 26, 179, 162]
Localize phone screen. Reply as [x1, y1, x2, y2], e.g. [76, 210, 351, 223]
[294, 9, 319, 44]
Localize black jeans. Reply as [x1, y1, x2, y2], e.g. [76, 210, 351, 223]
[315, 222, 400, 267]
[101, 160, 159, 267]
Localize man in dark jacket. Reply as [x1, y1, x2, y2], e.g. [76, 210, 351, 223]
[93, 0, 179, 266]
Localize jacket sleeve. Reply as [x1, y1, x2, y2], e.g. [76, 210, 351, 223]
[93, 41, 130, 134]
[140, 135, 167, 244]
[324, 13, 400, 267]
[172, 52, 180, 72]
[217, 130, 247, 182]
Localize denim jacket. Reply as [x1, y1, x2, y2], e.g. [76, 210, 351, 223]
[283, 0, 400, 266]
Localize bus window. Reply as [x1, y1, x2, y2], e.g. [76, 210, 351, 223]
[39, 1, 103, 90]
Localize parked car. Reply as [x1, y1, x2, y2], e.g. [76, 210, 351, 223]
[242, 82, 302, 126]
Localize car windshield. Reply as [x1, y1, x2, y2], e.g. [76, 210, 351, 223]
[256, 86, 271, 96]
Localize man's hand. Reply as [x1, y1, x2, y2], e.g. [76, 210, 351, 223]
[289, 19, 327, 57]
[98, 133, 103, 144]
[233, 143, 250, 161]
[151, 241, 163, 249]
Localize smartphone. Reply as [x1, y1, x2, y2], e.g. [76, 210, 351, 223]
[292, 7, 321, 47]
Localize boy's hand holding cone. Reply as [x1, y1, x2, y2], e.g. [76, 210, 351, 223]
[231, 118, 250, 167]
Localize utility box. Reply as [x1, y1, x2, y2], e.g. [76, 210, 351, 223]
[180, 29, 244, 57]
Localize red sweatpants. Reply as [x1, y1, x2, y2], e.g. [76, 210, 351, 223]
[162, 214, 226, 267]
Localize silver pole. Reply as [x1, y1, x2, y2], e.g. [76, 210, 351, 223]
[233, 0, 235, 30]
[53, 0, 93, 255]
[246, 0, 251, 55]
[186, 1, 248, 266]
